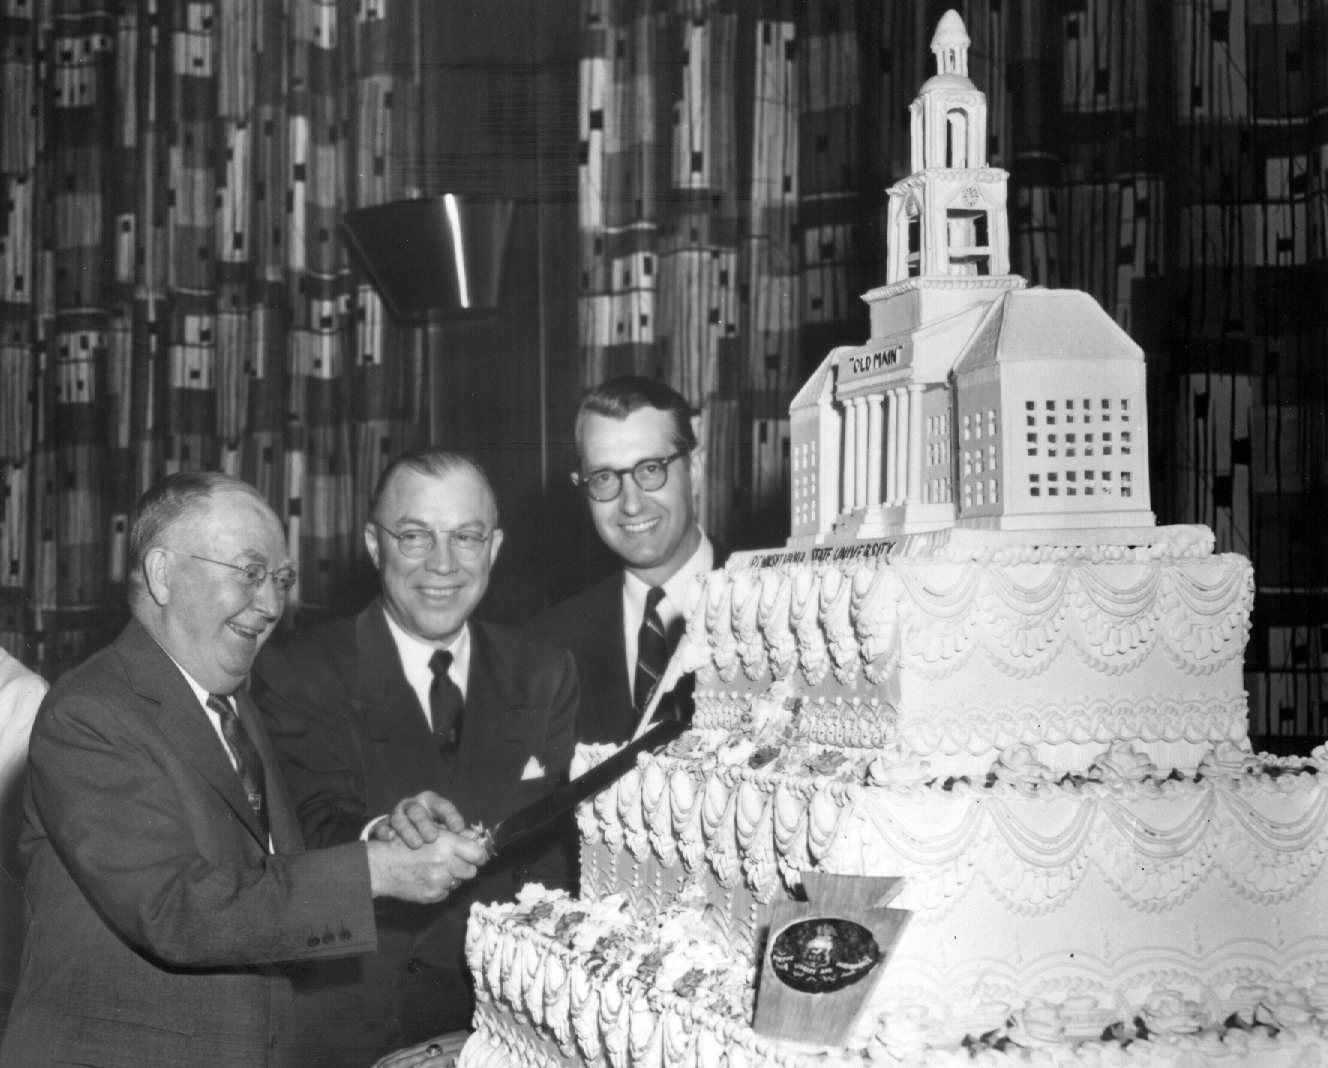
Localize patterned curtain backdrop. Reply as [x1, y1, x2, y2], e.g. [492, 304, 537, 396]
[0, 0, 430, 680]
[577, 0, 1328, 744]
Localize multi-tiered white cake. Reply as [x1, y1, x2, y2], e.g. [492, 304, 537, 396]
[460, 13, 1328, 1068]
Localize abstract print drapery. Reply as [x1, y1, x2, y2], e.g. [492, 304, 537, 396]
[1, 0, 429, 680]
[576, 0, 1328, 742]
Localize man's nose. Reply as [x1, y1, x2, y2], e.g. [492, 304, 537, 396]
[251, 573, 284, 618]
[618, 475, 647, 515]
[422, 534, 458, 571]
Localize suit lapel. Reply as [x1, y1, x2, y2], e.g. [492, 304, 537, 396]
[235, 688, 300, 853]
[351, 601, 444, 800]
[585, 574, 635, 742]
[117, 621, 269, 850]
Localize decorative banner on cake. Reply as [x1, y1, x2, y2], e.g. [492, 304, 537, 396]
[753, 872, 911, 1047]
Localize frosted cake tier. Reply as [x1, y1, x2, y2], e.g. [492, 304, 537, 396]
[576, 739, 1328, 1030]
[677, 526, 1252, 778]
[462, 883, 1328, 1068]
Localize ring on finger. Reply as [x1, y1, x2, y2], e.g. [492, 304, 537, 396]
[426, 1043, 442, 1057]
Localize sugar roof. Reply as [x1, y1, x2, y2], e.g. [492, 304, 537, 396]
[952, 289, 1143, 372]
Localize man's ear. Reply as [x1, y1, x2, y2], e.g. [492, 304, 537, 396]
[487, 528, 504, 567]
[142, 548, 173, 607]
[364, 523, 382, 568]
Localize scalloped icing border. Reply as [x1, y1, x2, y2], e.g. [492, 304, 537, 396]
[581, 767, 1328, 917]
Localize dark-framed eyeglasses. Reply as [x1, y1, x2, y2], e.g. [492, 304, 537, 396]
[572, 449, 690, 503]
[162, 548, 297, 594]
[371, 521, 494, 561]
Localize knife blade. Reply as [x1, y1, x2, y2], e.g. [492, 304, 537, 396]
[481, 718, 688, 860]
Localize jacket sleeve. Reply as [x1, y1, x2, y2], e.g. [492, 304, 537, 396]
[27, 685, 377, 969]
[251, 641, 370, 848]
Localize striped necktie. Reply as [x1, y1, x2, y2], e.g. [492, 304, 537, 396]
[634, 586, 670, 719]
[206, 692, 270, 842]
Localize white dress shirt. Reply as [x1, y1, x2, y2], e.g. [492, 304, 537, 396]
[361, 611, 471, 840]
[382, 609, 471, 727]
[622, 531, 714, 690]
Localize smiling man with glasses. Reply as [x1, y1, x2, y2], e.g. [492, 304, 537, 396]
[528, 376, 724, 745]
[2, 471, 491, 1068]
[251, 449, 577, 1067]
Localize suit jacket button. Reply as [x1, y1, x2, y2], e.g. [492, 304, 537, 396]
[340, 927, 352, 941]
[322, 932, 335, 945]
[307, 936, 320, 948]
[406, 957, 423, 973]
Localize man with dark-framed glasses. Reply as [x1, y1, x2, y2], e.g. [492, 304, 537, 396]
[252, 450, 577, 1067]
[528, 375, 723, 744]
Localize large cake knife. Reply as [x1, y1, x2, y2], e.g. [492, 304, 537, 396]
[478, 718, 688, 860]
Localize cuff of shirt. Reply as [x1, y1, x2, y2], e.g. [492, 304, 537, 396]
[361, 815, 388, 841]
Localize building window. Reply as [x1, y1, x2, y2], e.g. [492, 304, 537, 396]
[1029, 473, 1040, 497]
[975, 481, 985, 506]
[1027, 415, 1036, 427]
[1026, 401, 1035, 410]
[1047, 400, 1056, 410]
[975, 450, 984, 473]
[1121, 399, 1130, 421]
[1027, 433, 1037, 444]
[963, 414, 971, 441]
[1103, 432, 1112, 456]
[964, 482, 972, 507]
[989, 478, 998, 504]
[987, 445, 996, 470]
[987, 410, 996, 436]
[1121, 431, 1131, 454]
[964, 451, 972, 475]
[1046, 414, 1056, 425]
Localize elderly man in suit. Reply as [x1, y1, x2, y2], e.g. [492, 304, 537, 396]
[528, 376, 722, 743]
[252, 449, 578, 1067]
[0, 471, 487, 1068]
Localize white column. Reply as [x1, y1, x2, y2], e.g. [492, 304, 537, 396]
[841, 399, 857, 513]
[819, 400, 841, 533]
[907, 383, 925, 504]
[892, 387, 909, 505]
[854, 397, 870, 510]
[884, 390, 898, 504]
[866, 394, 884, 506]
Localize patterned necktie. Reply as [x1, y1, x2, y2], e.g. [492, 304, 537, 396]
[429, 649, 465, 753]
[206, 693, 270, 842]
[634, 586, 670, 719]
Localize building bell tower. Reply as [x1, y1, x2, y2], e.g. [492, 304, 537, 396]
[884, 12, 1011, 288]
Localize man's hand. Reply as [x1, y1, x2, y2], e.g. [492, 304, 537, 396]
[365, 828, 489, 903]
[371, 791, 466, 848]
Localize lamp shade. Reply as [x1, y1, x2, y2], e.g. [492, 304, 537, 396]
[338, 196, 515, 323]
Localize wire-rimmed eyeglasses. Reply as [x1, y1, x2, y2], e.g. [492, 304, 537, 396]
[572, 449, 690, 503]
[370, 521, 494, 561]
[161, 548, 297, 594]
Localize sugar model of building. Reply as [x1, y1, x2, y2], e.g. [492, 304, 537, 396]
[790, 12, 1154, 544]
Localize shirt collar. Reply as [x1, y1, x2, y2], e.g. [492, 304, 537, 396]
[623, 530, 714, 625]
[382, 607, 471, 698]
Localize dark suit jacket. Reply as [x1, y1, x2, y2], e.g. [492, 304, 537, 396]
[527, 543, 726, 744]
[0, 620, 376, 1068]
[251, 601, 577, 1061]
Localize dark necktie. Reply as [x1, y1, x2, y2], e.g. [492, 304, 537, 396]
[207, 693, 270, 842]
[429, 649, 465, 753]
[634, 586, 670, 719]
